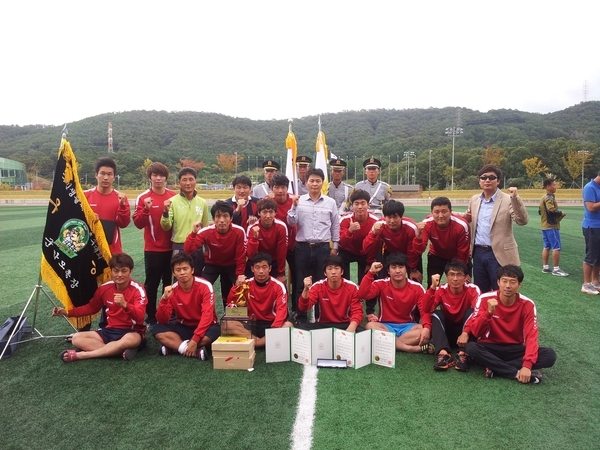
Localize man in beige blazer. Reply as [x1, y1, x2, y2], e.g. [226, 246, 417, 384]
[464, 165, 529, 293]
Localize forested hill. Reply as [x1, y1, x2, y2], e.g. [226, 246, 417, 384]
[1, 102, 599, 189]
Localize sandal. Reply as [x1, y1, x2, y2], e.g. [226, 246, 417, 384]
[421, 342, 435, 354]
[60, 349, 79, 363]
[64, 333, 74, 343]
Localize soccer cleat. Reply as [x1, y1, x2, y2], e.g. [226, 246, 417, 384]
[454, 350, 469, 372]
[552, 268, 569, 277]
[542, 267, 552, 274]
[529, 372, 543, 384]
[485, 367, 494, 378]
[581, 284, 599, 295]
[195, 346, 208, 361]
[122, 348, 138, 361]
[433, 352, 455, 371]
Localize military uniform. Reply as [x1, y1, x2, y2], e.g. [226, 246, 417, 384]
[328, 158, 352, 213]
[354, 157, 392, 214]
[253, 159, 279, 199]
[295, 155, 312, 196]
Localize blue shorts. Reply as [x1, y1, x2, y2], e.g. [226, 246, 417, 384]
[96, 328, 145, 347]
[542, 229, 562, 251]
[381, 322, 418, 337]
[583, 227, 600, 266]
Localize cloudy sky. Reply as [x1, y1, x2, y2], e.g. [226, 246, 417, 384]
[1, 1, 598, 126]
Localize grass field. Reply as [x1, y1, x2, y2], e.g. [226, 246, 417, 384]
[1, 204, 599, 449]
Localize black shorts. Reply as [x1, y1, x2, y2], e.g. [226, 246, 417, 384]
[152, 322, 221, 342]
[96, 328, 146, 348]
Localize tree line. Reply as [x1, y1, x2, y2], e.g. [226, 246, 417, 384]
[0, 102, 598, 189]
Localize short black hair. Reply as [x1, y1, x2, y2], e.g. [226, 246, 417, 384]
[431, 196, 452, 211]
[211, 200, 233, 219]
[382, 200, 405, 218]
[232, 175, 252, 188]
[543, 178, 555, 189]
[385, 252, 408, 270]
[146, 162, 169, 179]
[478, 164, 502, 179]
[257, 198, 277, 212]
[250, 252, 272, 266]
[94, 157, 117, 175]
[306, 168, 325, 181]
[496, 264, 524, 283]
[170, 252, 194, 272]
[109, 253, 134, 270]
[444, 258, 468, 276]
[323, 254, 344, 271]
[350, 189, 370, 204]
[272, 174, 290, 187]
[178, 167, 197, 180]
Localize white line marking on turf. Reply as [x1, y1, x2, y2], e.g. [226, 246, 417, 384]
[291, 365, 318, 450]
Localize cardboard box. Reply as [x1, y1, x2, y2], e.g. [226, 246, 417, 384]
[213, 351, 256, 370]
[212, 337, 255, 355]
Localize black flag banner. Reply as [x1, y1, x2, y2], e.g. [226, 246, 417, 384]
[40, 139, 112, 327]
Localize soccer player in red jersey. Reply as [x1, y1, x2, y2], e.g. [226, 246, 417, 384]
[427, 259, 480, 372]
[246, 198, 288, 284]
[357, 253, 431, 353]
[52, 253, 147, 362]
[226, 253, 293, 347]
[152, 252, 220, 360]
[133, 162, 175, 325]
[184, 201, 246, 306]
[413, 196, 471, 287]
[297, 255, 363, 331]
[84, 157, 130, 254]
[465, 265, 556, 383]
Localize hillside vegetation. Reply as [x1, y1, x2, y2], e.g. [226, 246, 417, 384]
[1, 102, 599, 189]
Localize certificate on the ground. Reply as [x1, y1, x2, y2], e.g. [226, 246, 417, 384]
[333, 329, 371, 369]
[291, 328, 312, 365]
[265, 327, 291, 363]
[371, 329, 395, 368]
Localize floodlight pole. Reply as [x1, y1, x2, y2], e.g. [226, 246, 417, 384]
[445, 126, 463, 190]
[578, 150, 589, 188]
[428, 149, 432, 199]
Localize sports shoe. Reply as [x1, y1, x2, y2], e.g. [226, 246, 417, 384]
[592, 283, 600, 292]
[581, 284, 599, 295]
[159, 345, 172, 356]
[485, 367, 494, 378]
[195, 346, 208, 361]
[433, 352, 455, 371]
[454, 350, 469, 372]
[122, 348, 138, 361]
[542, 267, 552, 274]
[552, 268, 569, 277]
[528, 371, 543, 384]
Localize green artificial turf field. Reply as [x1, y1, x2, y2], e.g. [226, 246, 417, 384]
[0, 204, 599, 449]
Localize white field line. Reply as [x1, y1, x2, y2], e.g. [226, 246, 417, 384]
[290, 365, 318, 450]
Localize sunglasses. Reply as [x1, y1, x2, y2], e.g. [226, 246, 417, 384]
[479, 175, 498, 181]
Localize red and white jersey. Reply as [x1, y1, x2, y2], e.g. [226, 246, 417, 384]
[362, 218, 420, 270]
[413, 214, 470, 263]
[299, 279, 363, 325]
[184, 224, 247, 275]
[246, 219, 288, 276]
[339, 212, 379, 256]
[67, 279, 146, 332]
[85, 188, 131, 254]
[226, 277, 288, 327]
[274, 195, 297, 251]
[156, 277, 218, 343]
[427, 282, 480, 324]
[133, 188, 175, 252]
[357, 271, 431, 329]
[465, 291, 539, 369]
